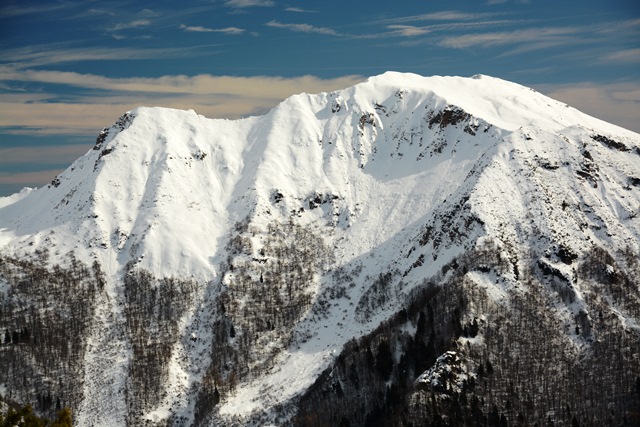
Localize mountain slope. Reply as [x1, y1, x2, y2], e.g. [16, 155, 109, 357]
[1, 72, 639, 426]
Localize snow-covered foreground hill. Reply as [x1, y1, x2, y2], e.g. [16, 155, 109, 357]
[1, 72, 639, 426]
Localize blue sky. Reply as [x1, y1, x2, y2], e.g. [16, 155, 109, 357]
[1, 0, 639, 196]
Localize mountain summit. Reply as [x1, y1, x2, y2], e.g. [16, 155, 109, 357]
[1, 72, 639, 426]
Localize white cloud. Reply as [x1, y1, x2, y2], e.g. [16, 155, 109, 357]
[180, 24, 245, 34]
[382, 11, 502, 24]
[355, 19, 529, 41]
[0, 3, 76, 18]
[439, 27, 579, 49]
[139, 8, 158, 17]
[537, 81, 640, 133]
[265, 20, 339, 36]
[109, 19, 151, 32]
[0, 45, 206, 69]
[87, 8, 116, 17]
[180, 24, 214, 33]
[285, 7, 318, 13]
[386, 25, 431, 37]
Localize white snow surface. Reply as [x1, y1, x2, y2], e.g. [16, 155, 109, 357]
[1, 72, 639, 425]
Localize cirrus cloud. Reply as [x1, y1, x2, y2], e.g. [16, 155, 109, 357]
[386, 25, 431, 37]
[179, 24, 246, 34]
[108, 19, 151, 32]
[285, 7, 318, 13]
[265, 20, 339, 36]
[439, 27, 579, 49]
[381, 11, 503, 25]
[603, 48, 640, 64]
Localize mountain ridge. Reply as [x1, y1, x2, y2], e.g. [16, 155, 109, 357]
[3, 72, 637, 275]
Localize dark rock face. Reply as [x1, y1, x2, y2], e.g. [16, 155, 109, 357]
[428, 106, 471, 130]
[592, 134, 629, 152]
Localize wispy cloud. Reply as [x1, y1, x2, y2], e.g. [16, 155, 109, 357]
[0, 69, 364, 102]
[382, 11, 503, 24]
[386, 25, 431, 37]
[0, 169, 66, 186]
[439, 27, 579, 49]
[266, 20, 339, 36]
[0, 145, 91, 165]
[354, 18, 528, 40]
[285, 7, 318, 13]
[87, 8, 116, 16]
[0, 45, 206, 69]
[180, 24, 246, 34]
[373, 11, 523, 39]
[108, 19, 151, 32]
[139, 8, 158, 17]
[225, 0, 274, 8]
[603, 48, 640, 64]
[0, 2, 77, 18]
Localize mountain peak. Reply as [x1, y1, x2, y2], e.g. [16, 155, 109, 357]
[2, 73, 639, 275]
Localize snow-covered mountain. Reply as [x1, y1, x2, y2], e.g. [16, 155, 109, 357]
[1, 72, 639, 426]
